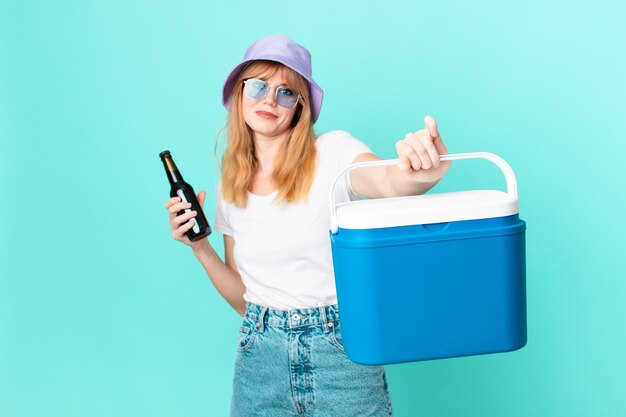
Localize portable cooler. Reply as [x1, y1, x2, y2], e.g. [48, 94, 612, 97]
[328, 152, 527, 365]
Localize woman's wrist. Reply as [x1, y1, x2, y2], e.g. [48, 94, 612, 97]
[191, 238, 211, 256]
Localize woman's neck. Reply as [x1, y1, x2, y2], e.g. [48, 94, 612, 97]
[252, 132, 288, 175]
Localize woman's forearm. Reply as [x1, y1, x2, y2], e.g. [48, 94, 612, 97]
[192, 240, 246, 316]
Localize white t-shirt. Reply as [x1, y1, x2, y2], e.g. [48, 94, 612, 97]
[214, 130, 373, 310]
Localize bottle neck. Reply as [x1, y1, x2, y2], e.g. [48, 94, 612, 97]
[162, 157, 184, 186]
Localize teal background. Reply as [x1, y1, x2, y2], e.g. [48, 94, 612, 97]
[1, 0, 625, 416]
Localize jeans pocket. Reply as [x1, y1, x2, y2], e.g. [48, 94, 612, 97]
[236, 323, 258, 353]
[328, 320, 345, 352]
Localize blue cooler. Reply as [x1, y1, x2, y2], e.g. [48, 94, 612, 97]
[328, 152, 527, 365]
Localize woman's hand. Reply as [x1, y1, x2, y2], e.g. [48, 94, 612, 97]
[395, 115, 451, 183]
[164, 191, 208, 250]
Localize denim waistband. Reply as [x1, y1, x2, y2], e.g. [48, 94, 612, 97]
[244, 302, 340, 330]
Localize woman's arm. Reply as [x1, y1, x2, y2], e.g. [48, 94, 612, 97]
[350, 115, 451, 199]
[192, 236, 246, 316]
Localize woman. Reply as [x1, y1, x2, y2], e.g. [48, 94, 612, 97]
[164, 34, 450, 417]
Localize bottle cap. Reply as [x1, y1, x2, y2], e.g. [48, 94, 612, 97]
[159, 150, 171, 158]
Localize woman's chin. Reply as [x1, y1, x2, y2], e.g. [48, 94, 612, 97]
[247, 123, 288, 138]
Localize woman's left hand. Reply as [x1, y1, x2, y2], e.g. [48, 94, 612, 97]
[395, 115, 451, 183]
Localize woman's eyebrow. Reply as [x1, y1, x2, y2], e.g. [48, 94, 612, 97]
[254, 76, 293, 88]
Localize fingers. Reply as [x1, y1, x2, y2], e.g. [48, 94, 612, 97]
[170, 208, 197, 241]
[396, 140, 422, 171]
[164, 196, 179, 209]
[165, 191, 206, 211]
[167, 199, 193, 220]
[424, 115, 439, 140]
[395, 116, 443, 173]
[172, 215, 196, 240]
[422, 133, 441, 169]
[165, 196, 197, 243]
[398, 155, 412, 172]
[165, 196, 187, 212]
[396, 130, 440, 171]
[172, 209, 197, 227]
[165, 192, 209, 244]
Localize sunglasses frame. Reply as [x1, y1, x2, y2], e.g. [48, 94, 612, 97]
[242, 78, 303, 109]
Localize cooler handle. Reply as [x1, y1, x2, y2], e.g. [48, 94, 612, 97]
[329, 152, 518, 234]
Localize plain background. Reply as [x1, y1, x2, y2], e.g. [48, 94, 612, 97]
[1, 0, 625, 416]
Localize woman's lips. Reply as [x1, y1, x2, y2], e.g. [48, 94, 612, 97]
[256, 111, 277, 119]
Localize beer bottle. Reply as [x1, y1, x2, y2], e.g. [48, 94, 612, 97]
[159, 150, 211, 241]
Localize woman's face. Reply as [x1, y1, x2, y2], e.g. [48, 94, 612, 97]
[241, 72, 300, 141]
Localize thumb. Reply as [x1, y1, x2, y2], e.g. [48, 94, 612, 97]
[424, 115, 440, 140]
[197, 190, 206, 209]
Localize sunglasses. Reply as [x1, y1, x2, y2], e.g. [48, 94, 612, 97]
[242, 78, 302, 109]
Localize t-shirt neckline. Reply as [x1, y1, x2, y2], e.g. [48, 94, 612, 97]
[247, 190, 278, 200]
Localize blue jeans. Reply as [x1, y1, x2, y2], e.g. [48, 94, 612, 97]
[231, 302, 393, 417]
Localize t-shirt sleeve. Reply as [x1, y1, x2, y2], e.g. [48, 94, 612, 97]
[330, 131, 374, 199]
[214, 181, 233, 236]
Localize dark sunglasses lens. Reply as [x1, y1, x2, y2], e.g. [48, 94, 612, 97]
[244, 79, 268, 100]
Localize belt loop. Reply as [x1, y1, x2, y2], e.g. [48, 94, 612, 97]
[319, 306, 329, 333]
[257, 306, 268, 333]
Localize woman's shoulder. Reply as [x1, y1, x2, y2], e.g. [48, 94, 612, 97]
[316, 129, 369, 150]
[316, 129, 354, 142]
[315, 130, 355, 150]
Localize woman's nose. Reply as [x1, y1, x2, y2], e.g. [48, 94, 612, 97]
[262, 86, 278, 106]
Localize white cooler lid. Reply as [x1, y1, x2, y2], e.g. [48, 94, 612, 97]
[335, 190, 519, 229]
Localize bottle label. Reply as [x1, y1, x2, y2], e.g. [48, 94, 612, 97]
[177, 189, 200, 234]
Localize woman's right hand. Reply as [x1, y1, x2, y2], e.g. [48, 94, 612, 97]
[165, 191, 207, 249]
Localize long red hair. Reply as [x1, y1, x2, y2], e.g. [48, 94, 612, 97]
[216, 60, 318, 208]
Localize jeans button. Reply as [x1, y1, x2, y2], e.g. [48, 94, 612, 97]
[291, 314, 300, 321]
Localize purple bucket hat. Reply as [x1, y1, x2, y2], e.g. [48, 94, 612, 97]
[222, 34, 324, 124]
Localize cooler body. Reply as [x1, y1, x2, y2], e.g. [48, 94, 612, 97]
[330, 214, 527, 365]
